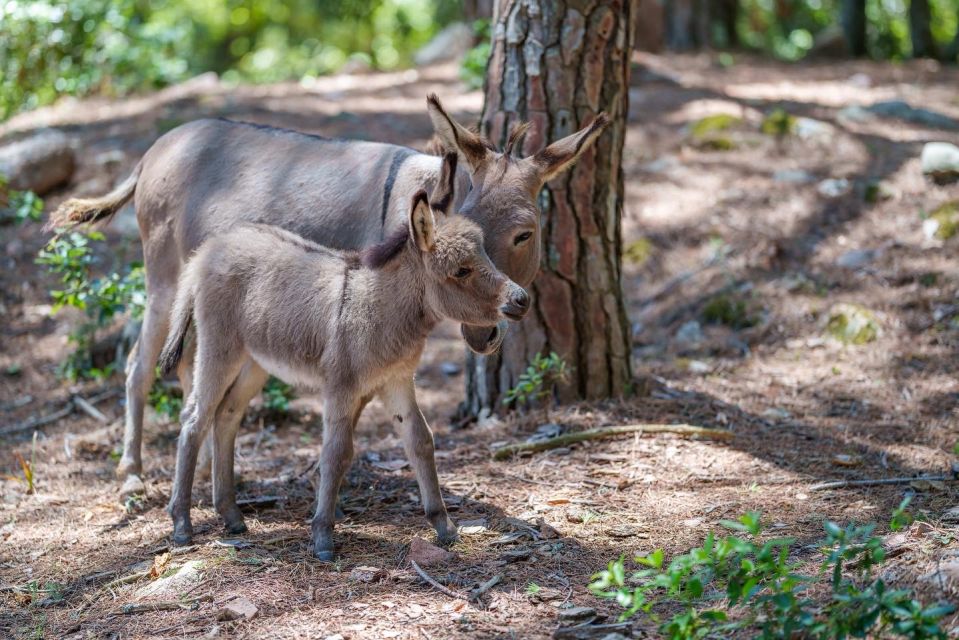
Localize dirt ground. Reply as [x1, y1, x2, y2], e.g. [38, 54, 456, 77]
[2, 54, 959, 639]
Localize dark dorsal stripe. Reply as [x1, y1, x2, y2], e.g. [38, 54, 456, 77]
[381, 148, 416, 231]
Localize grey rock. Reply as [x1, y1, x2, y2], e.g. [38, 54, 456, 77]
[774, 169, 815, 184]
[836, 248, 879, 269]
[643, 155, 680, 174]
[838, 105, 873, 123]
[558, 606, 596, 621]
[866, 100, 959, 130]
[0, 129, 76, 195]
[216, 596, 258, 621]
[817, 178, 850, 198]
[795, 117, 833, 140]
[674, 320, 704, 350]
[921, 142, 959, 184]
[413, 23, 473, 65]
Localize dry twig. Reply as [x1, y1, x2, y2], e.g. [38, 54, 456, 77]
[410, 560, 467, 600]
[810, 474, 955, 491]
[470, 574, 502, 601]
[492, 424, 732, 460]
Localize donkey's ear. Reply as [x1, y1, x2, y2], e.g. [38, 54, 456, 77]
[525, 112, 609, 184]
[409, 190, 436, 252]
[427, 93, 492, 173]
[429, 152, 458, 216]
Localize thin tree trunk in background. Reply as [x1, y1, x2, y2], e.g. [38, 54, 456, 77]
[634, 0, 665, 52]
[664, 0, 696, 50]
[463, 0, 494, 24]
[909, 0, 936, 58]
[841, 0, 867, 56]
[464, 0, 635, 417]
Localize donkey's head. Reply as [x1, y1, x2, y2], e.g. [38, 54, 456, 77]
[426, 94, 608, 352]
[364, 152, 529, 341]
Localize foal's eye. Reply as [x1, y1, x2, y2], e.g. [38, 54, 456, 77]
[514, 231, 533, 246]
[454, 266, 473, 279]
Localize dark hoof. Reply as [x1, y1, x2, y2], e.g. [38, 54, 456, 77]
[437, 527, 460, 547]
[334, 504, 346, 521]
[314, 549, 335, 562]
[225, 520, 248, 535]
[173, 530, 193, 547]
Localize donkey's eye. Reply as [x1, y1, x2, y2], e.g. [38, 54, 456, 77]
[454, 266, 473, 279]
[514, 231, 533, 245]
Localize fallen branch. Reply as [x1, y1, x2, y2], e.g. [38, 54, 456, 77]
[492, 424, 732, 461]
[105, 571, 149, 590]
[410, 560, 467, 600]
[119, 595, 212, 615]
[810, 474, 955, 491]
[470, 574, 502, 601]
[73, 396, 109, 423]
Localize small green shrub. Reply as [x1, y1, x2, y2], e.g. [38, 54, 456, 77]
[825, 303, 880, 345]
[702, 294, 758, 329]
[761, 108, 798, 137]
[503, 351, 570, 422]
[459, 19, 491, 89]
[148, 378, 183, 421]
[624, 237, 654, 266]
[589, 500, 953, 640]
[262, 376, 294, 415]
[36, 230, 145, 380]
[927, 202, 959, 240]
[1, 176, 44, 225]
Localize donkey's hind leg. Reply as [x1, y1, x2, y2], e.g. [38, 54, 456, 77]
[211, 359, 268, 535]
[168, 348, 246, 546]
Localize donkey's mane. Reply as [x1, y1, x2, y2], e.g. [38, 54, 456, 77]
[361, 226, 410, 269]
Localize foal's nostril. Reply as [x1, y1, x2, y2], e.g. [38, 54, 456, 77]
[513, 289, 530, 310]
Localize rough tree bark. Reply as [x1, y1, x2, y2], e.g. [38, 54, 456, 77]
[464, 0, 635, 417]
[909, 0, 936, 59]
[841, 0, 867, 56]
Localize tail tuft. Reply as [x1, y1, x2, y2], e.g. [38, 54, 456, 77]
[45, 165, 140, 232]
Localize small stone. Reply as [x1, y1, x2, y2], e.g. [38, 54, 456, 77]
[838, 105, 873, 124]
[762, 407, 791, 420]
[134, 560, 204, 599]
[674, 320, 704, 351]
[773, 169, 815, 184]
[795, 117, 833, 140]
[500, 547, 533, 563]
[643, 155, 681, 174]
[836, 249, 879, 269]
[825, 303, 881, 345]
[941, 506, 959, 523]
[350, 566, 388, 583]
[558, 606, 596, 621]
[409, 537, 454, 567]
[832, 454, 861, 467]
[921, 142, 959, 184]
[817, 178, 850, 198]
[536, 518, 561, 539]
[687, 359, 711, 374]
[216, 596, 258, 621]
[606, 524, 644, 539]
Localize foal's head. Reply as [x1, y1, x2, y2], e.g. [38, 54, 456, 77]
[363, 153, 529, 329]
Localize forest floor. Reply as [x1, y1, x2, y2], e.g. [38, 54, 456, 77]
[2, 54, 959, 639]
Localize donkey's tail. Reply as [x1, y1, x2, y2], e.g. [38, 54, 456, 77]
[158, 266, 198, 376]
[45, 163, 141, 232]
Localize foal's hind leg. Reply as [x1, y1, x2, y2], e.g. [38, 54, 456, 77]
[380, 378, 456, 546]
[168, 348, 246, 546]
[211, 359, 268, 535]
[117, 283, 176, 496]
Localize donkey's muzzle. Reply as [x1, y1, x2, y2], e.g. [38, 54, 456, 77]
[500, 287, 530, 321]
[462, 320, 508, 355]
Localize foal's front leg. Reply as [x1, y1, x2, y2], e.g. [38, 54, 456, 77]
[381, 378, 457, 546]
[311, 391, 360, 561]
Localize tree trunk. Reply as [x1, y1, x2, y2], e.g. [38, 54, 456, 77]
[664, 0, 696, 50]
[841, 0, 867, 56]
[633, 0, 665, 52]
[464, 0, 635, 417]
[909, 0, 936, 58]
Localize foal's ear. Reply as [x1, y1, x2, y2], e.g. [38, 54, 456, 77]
[409, 190, 436, 253]
[524, 112, 609, 185]
[427, 93, 492, 173]
[430, 152, 457, 216]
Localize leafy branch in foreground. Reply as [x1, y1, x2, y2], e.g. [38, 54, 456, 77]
[37, 230, 145, 380]
[589, 500, 953, 639]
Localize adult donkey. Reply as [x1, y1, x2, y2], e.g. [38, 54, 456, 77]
[49, 95, 609, 495]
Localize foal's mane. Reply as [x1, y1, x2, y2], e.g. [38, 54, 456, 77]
[361, 226, 410, 269]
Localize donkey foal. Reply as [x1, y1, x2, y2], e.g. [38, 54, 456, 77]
[159, 156, 529, 559]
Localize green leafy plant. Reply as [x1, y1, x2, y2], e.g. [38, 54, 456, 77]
[36, 230, 145, 380]
[459, 19, 491, 89]
[503, 351, 570, 422]
[589, 502, 953, 639]
[148, 377, 183, 421]
[1, 176, 44, 225]
[262, 376, 294, 415]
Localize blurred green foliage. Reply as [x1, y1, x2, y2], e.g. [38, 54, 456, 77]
[459, 19, 491, 89]
[1, 0, 460, 121]
[737, 0, 959, 61]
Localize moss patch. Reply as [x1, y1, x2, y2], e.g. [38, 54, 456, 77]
[689, 114, 742, 151]
[624, 237, 654, 266]
[761, 108, 797, 136]
[825, 303, 880, 345]
[928, 201, 959, 239]
[702, 294, 758, 329]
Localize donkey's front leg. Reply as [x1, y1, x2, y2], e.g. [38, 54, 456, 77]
[311, 392, 359, 561]
[381, 378, 457, 546]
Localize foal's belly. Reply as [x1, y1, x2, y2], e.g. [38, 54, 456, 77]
[248, 349, 325, 392]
